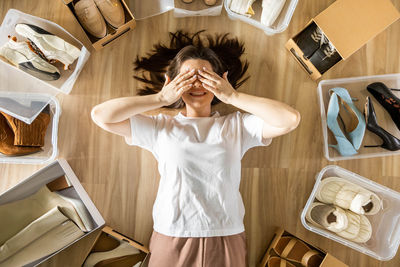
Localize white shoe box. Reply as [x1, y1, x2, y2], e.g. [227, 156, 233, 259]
[0, 159, 105, 266]
[301, 165, 400, 261]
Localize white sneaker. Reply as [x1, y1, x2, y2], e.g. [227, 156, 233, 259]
[0, 38, 60, 81]
[15, 23, 81, 70]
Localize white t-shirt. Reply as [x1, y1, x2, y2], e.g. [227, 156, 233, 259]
[126, 111, 271, 237]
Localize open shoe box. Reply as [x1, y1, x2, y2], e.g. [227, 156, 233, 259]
[83, 226, 150, 267]
[301, 166, 400, 261]
[285, 0, 400, 80]
[224, 0, 298, 35]
[62, 0, 136, 51]
[259, 228, 348, 267]
[318, 73, 400, 161]
[0, 159, 105, 266]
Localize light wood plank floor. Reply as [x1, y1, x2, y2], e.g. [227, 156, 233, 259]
[1, 0, 400, 266]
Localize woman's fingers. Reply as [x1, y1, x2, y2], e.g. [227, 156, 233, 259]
[177, 75, 197, 88]
[173, 69, 196, 84]
[198, 67, 220, 82]
[202, 82, 217, 94]
[198, 76, 217, 88]
[177, 84, 194, 95]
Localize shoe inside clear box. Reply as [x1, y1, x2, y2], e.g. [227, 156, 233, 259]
[0, 9, 90, 109]
[301, 165, 400, 261]
[0, 92, 60, 164]
[224, 0, 298, 35]
[318, 73, 400, 161]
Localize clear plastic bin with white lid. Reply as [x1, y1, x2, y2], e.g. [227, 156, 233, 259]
[300, 165, 400, 261]
[0, 92, 60, 165]
[127, 0, 223, 19]
[224, 0, 298, 35]
[318, 73, 400, 161]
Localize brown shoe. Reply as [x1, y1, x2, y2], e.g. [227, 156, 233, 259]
[0, 113, 41, 156]
[94, 0, 125, 28]
[74, 0, 107, 38]
[1, 105, 50, 147]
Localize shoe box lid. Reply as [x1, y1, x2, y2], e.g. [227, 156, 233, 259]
[82, 226, 150, 267]
[285, 0, 400, 80]
[0, 9, 90, 122]
[124, 0, 222, 19]
[313, 0, 400, 60]
[259, 228, 348, 267]
[0, 159, 106, 266]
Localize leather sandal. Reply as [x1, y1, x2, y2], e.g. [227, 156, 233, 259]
[273, 237, 323, 267]
[1, 105, 50, 147]
[267, 256, 295, 267]
[0, 113, 41, 156]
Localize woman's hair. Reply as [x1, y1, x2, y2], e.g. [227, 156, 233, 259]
[134, 30, 249, 108]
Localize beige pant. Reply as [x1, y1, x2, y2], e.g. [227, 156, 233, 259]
[148, 231, 248, 267]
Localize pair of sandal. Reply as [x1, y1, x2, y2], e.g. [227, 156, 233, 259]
[267, 237, 323, 267]
[306, 177, 382, 243]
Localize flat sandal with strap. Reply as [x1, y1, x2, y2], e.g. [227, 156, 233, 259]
[273, 237, 323, 267]
[267, 256, 295, 267]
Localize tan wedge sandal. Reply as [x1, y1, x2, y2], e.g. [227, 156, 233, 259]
[267, 256, 296, 267]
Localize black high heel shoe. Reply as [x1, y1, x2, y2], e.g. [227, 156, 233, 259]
[367, 82, 400, 131]
[364, 96, 400, 151]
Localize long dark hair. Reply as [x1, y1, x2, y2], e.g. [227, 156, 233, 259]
[134, 30, 249, 108]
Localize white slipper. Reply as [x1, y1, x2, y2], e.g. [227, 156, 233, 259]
[316, 177, 382, 215]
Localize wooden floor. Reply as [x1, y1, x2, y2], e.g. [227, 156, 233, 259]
[1, 0, 400, 266]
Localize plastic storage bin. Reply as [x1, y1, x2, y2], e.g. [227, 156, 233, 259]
[0, 92, 60, 164]
[224, 0, 298, 35]
[127, 0, 223, 19]
[0, 9, 90, 96]
[301, 165, 400, 261]
[318, 73, 400, 161]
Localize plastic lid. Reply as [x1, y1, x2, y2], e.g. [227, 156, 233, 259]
[0, 9, 90, 123]
[130, 0, 174, 20]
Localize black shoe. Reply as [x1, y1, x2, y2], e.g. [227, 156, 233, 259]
[294, 23, 328, 59]
[364, 96, 400, 151]
[309, 43, 342, 74]
[367, 82, 400, 131]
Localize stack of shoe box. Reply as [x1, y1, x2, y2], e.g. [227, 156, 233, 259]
[286, 0, 400, 80]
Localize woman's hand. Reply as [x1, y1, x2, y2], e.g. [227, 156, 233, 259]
[158, 69, 197, 105]
[198, 67, 238, 104]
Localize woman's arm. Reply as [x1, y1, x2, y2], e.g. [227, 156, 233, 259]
[198, 68, 300, 139]
[91, 69, 197, 138]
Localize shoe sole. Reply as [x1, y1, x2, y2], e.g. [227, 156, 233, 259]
[15, 23, 80, 69]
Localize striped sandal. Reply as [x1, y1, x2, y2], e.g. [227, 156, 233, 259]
[267, 256, 295, 267]
[273, 237, 323, 267]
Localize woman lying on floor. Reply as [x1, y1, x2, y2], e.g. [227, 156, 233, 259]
[91, 30, 300, 267]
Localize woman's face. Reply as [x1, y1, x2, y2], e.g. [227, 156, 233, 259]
[179, 59, 215, 109]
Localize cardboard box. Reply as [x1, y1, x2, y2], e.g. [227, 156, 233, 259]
[0, 159, 105, 267]
[259, 228, 348, 267]
[83, 226, 150, 267]
[286, 0, 400, 80]
[62, 0, 136, 51]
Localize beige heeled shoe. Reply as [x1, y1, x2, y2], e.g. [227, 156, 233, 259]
[316, 177, 382, 215]
[204, 0, 217, 5]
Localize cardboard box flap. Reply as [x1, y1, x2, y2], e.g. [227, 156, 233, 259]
[314, 0, 400, 59]
[321, 253, 348, 267]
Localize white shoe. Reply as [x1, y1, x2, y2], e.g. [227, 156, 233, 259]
[0, 38, 60, 81]
[306, 202, 372, 243]
[261, 0, 286, 27]
[15, 23, 81, 70]
[316, 177, 382, 215]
